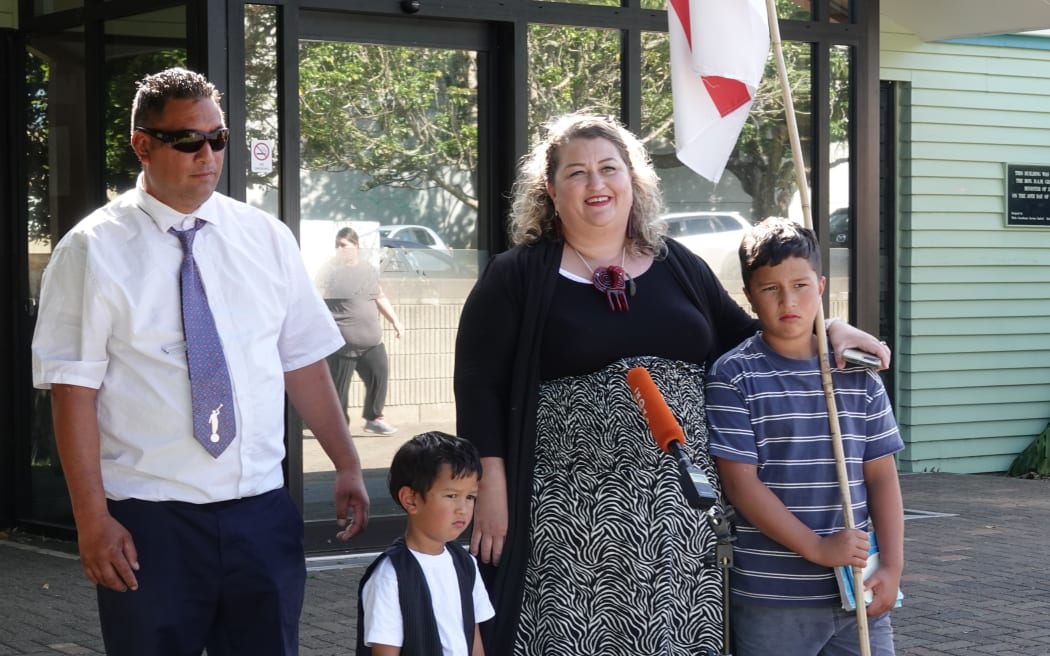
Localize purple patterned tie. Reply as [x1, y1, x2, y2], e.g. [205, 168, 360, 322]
[170, 219, 236, 457]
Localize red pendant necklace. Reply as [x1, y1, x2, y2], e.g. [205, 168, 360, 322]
[570, 244, 635, 312]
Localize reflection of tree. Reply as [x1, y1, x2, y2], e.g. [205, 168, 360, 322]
[642, 23, 850, 220]
[26, 53, 49, 244]
[24, 3, 849, 245]
[245, 4, 279, 194]
[25, 46, 184, 243]
[527, 24, 620, 138]
[733, 42, 851, 221]
[103, 50, 186, 195]
[298, 42, 479, 213]
[732, 41, 814, 221]
[244, 0, 847, 227]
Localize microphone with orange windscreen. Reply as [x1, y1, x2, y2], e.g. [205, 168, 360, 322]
[627, 366, 718, 511]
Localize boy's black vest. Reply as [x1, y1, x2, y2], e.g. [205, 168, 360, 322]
[356, 537, 477, 656]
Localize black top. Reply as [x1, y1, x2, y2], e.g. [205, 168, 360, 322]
[541, 260, 713, 380]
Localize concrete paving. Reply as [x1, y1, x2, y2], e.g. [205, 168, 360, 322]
[2, 472, 1049, 655]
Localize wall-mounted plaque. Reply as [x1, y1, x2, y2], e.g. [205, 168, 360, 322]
[1006, 164, 1050, 227]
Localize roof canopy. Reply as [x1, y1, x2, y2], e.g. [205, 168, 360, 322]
[881, 0, 1050, 40]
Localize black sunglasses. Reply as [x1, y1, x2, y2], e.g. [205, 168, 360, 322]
[135, 126, 230, 153]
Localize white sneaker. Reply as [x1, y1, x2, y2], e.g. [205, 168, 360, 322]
[363, 418, 398, 435]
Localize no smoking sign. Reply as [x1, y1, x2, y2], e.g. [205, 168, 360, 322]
[251, 139, 275, 173]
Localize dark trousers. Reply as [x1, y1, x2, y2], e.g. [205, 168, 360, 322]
[327, 342, 389, 422]
[98, 488, 306, 656]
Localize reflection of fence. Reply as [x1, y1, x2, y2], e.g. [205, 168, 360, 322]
[347, 291, 851, 429]
[345, 301, 463, 426]
[830, 297, 849, 321]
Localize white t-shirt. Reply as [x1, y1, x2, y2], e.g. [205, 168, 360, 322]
[31, 181, 343, 503]
[361, 546, 495, 656]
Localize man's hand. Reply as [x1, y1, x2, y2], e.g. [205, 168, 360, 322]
[50, 384, 138, 590]
[284, 360, 372, 541]
[77, 513, 140, 592]
[333, 468, 370, 541]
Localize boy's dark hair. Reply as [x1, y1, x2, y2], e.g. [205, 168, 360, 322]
[388, 431, 482, 509]
[131, 68, 223, 135]
[739, 217, 822, 288]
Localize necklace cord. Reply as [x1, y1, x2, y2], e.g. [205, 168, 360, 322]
[570, 244, 625, 274]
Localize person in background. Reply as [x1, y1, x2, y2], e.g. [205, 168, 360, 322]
[706, 217, 904, 656]
[357, 431, 494, 656]
[31, 67, 369, 656]
[453, 112, 891, 655]
[316, 227, 404, 435]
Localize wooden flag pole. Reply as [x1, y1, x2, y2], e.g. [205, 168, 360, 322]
[763, 1, 872, 654]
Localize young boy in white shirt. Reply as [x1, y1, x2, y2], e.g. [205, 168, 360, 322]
[357, 432, 494, 656]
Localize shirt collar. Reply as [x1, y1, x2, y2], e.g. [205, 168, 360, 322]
[133, 173, 223, 232]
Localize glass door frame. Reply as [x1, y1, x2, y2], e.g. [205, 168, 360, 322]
[2, 27, 28, 533]
[7, 1, 201, 538]
[262, 9, 516, 553]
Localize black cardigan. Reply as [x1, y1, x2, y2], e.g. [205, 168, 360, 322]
[453, 238, 757, 654]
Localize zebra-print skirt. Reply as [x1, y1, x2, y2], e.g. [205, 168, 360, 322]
[514, 356, 724, 655]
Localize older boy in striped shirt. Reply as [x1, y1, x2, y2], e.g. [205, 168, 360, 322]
[706, 217, 904, 656]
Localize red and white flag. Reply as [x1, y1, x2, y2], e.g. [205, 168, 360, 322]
[669, 0, 770, 183]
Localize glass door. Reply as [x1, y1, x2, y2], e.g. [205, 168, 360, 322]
[21, 12, 188, 534]
[285, 14, 489, 552]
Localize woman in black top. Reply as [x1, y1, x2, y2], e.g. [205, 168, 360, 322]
[453, 113, 888, 655]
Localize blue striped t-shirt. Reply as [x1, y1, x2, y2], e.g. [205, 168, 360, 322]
[706, 334, 903, 606]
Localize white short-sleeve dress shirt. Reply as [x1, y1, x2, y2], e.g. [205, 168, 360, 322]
[31, 180, 344, 503]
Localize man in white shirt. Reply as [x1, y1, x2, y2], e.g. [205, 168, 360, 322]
[31, 67, 370, 656]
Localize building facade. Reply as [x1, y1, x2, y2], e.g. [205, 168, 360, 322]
[2, 0, 1047, 552]
[881, 15, 1050, 473]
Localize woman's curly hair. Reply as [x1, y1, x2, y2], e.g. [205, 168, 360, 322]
[508, 113, 666, 256]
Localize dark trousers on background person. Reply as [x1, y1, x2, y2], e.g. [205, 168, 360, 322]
[327, 341, 389, 423]
[97, 488, 307, 656]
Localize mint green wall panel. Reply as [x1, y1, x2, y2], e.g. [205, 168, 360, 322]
[898, 453, 1024, 474]
[903, 247, 1050, 268]
[907, 88, 1050, 113]
[901, 195, 1001, 213]
[906, 161, 1005, 179]
[908, 368, 1050, 389]
[911, 107, 1050, 130]
[906, 142, 1050, 162]
[901, 385, 1050, 407]
[896, 178, 1004, 197]
[900, 298, 1050, 319]
[902, 437, 1034, 460]
[910, 124, 1050, 147]
[904, 284, 1050, 303]
[882, 16, 1050, 473]
[0, 0, 13, 27]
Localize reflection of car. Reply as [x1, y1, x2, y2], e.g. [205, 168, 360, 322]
[829, 207, 849, 246]
[659, 211, 751, 285]
[379, 237, 462, 277]
[378, 224, 451, 252]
